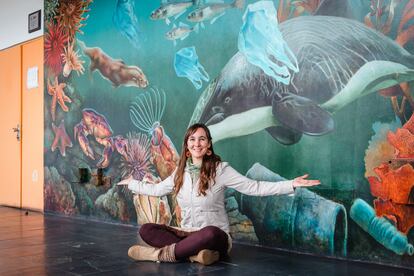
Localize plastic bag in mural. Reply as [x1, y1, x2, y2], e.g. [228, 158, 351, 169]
[238, 0, 299, 85]
[113, 0, 141, 49]
[174, 46, 209, 90]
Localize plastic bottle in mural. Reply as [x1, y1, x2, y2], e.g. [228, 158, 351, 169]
[350, 198, 414, 256]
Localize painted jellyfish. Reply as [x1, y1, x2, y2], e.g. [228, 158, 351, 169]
[129, 87, 181, 226]
[113, 0, 141, 49]
[174, 46, 209, 90]
[238, 0, 299, 85]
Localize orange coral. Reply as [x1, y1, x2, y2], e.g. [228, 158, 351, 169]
[387, 129, 414, 159]
[293, 0, 321, 14]
[55, 0, 93, 41]
[368, 163, 414, 204]
[387, 113, 414, 159]
[396, 0, 414, 46]
[277, 0, 291, 23]
[402, 112, 414, 133]
[367, 114, 414, 237]
[364, 0, 399, 35]
[277, 0, 311, 23]
[374, 199, 414, 234]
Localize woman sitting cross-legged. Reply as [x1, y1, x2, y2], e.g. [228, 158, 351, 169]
[117, 123, 320, 265]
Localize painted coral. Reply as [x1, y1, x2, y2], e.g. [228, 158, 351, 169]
[368, 163, 414, 204]
[364, 0, 399, 35]
[120, 132, 153, 181]
[62, 42, 85, 77]
[45, 0, 59, 22]
[55, 0, 93, 41]
[387, 113, 414, 159]
[45, 22, 68, 77]
[396, 0, 414, 46]
[364, 121, 400, 177]
[366, 113, 414, 235]
[292, 0, 321, 15]
[277, 0, 316, 23]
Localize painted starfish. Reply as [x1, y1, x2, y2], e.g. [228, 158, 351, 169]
[47, 76, 72, 121]
[51, 120, 73, 156]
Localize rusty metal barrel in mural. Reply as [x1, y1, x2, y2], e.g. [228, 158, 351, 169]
[239, 163, 347, 256]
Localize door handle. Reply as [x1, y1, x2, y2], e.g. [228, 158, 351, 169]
[12, 124, 20, 141]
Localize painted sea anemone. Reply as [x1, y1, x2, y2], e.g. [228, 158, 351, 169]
[62, 42, 85, 77]
[45, 22, 68, 77]
[120, 132, 153, 181]
[45, 0, 59, 22]
[56, 0, 93, 40]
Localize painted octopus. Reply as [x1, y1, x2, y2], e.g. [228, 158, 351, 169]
[74, 108, 128, 168]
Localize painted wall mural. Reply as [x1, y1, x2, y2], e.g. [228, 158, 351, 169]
[44, 0, 414, 268]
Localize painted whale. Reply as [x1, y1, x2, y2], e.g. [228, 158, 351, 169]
[190, 16, 414, 144]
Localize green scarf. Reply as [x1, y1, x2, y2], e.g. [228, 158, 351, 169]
[186, 158, 201, 184]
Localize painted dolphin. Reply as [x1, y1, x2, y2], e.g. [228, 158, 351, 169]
[190, 16, 414, 144]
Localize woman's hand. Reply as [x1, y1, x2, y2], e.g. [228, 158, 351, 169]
[117, 175, 134, 186]
[292, 174, 320, 188]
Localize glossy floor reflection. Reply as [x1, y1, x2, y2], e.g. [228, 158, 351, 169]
[0, 206, 412, 275]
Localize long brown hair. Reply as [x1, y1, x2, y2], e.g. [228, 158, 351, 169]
[173, 123, 221, 196]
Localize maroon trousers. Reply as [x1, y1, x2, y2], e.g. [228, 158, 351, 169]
[139, 223, 229, 260]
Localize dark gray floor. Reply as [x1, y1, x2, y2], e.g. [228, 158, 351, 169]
[0, 206, 412, 276]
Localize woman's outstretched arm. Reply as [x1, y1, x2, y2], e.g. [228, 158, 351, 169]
[117, 173, 174, 196]
[220, 163, 320, 196]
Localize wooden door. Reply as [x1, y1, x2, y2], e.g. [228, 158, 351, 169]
[21, 37, 44, 211]
[0, 45, 22, 207]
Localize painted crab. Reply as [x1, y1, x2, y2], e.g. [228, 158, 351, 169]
[74, 108, 128, 168]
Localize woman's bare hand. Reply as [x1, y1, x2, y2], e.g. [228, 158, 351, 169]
[117, 175, 134, 186]
[292, 174, 320, 188]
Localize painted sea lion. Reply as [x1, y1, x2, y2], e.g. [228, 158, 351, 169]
[190, 16, 414, 144]
[78, 40, 148, 89]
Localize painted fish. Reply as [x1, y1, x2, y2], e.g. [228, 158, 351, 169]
[151, 0, 196, 24]
[165, 23, 198, 45]
[187, 0, 244, 25]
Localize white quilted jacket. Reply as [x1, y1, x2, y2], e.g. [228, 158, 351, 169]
[127, 162, 294, 233]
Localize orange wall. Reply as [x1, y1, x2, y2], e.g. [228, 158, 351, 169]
[0, 45, 22, 207]
[21, 37, 44, 211]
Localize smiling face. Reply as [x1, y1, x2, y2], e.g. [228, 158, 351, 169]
[187, 127, 211, 165]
